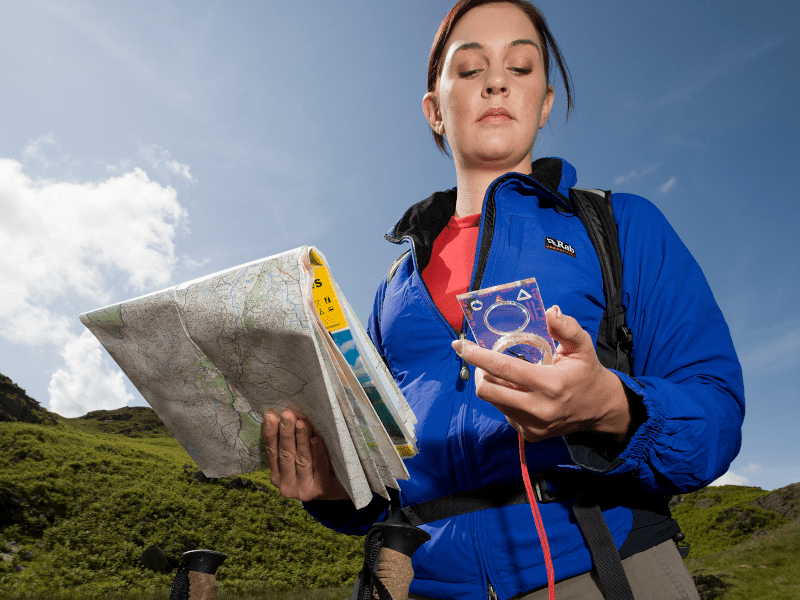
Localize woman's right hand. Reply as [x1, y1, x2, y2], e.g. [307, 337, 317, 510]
[262, 409, 350, 502]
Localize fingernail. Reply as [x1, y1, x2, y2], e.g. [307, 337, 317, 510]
[451, 339, 464, 356]
[553, 305, 566, 325]
[296, 422, 305, 434]
[281, 416, 290, 427]
[263, 417, 272, 430]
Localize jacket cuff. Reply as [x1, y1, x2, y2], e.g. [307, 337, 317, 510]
[564, 371, 661, 474]
[303, 493, 389, 536]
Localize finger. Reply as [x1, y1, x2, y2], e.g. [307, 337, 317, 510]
[263, 411, 281, 487]
[474, 368, 530, 410]
[545, 305, 592, 354]
[278, 410, 298, 493]
[503, 415, 547, 442]
[294, 418, 314, 490]
[479, 370, 530, 392]
[501, 403, 551, 441]
[311, 437, 350, 500]
[311, 432, 332, 474]
[454, 339, 542, 387]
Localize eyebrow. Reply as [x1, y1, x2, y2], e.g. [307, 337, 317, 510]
[454, 39, 541, 54]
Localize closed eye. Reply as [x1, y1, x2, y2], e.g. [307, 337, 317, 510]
[459, 69, 482, 78]
[510, 67, 532, 75]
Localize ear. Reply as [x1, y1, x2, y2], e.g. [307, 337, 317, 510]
[538, 85, 555, 130]
[422, 91, 445, 135]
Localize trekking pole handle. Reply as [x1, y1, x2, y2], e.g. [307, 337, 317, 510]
[183, 549, 227, 600]
[374, 523, 431, 600]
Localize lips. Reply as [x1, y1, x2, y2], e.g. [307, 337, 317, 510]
[479, 107, 512, 122]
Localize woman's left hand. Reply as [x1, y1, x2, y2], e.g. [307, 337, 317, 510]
[453, 305, 635, 443]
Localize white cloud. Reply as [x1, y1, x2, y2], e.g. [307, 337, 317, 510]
[742, 463, 762, 475]
[23, 133, 56, 164]
[339, 339, 357, 354]
[612, 164, 659, 187]
[48, 330, 134, 417]
[0, 154, 189, 414]
[0, 158, 187, 345]
[183, 255, 212, 270]
[353, 355, 367, 378]
[659, 176, 678, 194]
[613, 171, 636, 186]
[710, 470, 749, 486]
[140, 144, 196, 183]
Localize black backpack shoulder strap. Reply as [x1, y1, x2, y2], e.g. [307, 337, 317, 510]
[387, 250, 410, 286]
[569, 188, 633, 376]
[568, 188, 638, 600]
[376, 250, 410, 336]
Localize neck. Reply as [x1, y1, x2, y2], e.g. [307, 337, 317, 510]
[453, 158, 533, 218]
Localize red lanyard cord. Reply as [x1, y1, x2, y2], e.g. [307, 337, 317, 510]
[519, 432, 556, 600]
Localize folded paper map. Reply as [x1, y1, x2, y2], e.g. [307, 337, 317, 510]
[80, 246, 417, 509]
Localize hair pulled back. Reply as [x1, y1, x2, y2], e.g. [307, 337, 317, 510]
[427, 0, 574, 154]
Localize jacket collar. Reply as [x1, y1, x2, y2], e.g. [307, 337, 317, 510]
[385, 158, 577, 270]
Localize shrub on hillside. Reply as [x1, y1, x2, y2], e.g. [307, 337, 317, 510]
[0, 422, 363, 597]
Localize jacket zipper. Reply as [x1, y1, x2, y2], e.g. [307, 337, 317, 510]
[458, 331, 470, 381]
[392, 172, 564, 595]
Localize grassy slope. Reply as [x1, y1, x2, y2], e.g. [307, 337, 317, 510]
[670, 485, 790, 558]
[0, 421, 363, 598]
[2, 406, 799, 599]
[685, 519, 800, 599]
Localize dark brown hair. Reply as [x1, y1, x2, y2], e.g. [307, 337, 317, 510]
[427, 0, 574, 154]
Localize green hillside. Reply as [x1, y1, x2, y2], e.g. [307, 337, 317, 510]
[0, 420, 363, 598]
[1, 373, 798, 599]
[686, 518, 800, 600]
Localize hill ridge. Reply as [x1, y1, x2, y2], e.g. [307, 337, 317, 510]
[0, 372, 57, 425]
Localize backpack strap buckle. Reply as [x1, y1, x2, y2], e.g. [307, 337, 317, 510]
[531, 474, 556, 503]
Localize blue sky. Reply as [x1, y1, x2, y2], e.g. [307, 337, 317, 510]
[1, 0, 798, 490]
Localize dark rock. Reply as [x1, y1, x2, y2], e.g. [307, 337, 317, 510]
[754, 483, 800, 520]
[140, 544, 170, 572]
[227, 477, 253, 489]
[692, 572, 731, 600]
[0, 488, 24, 524]
[0, 372, 58, 424]
[668, 495, 684, 510]
[10, 449, 44, 464]
[697, 498, 716, 509]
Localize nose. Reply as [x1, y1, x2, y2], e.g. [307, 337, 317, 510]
[483, 64, 508, 97]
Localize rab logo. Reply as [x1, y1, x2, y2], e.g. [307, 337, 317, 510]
[545, 236, 576, 258]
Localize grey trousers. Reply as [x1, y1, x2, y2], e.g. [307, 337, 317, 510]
[407, 540, 701, 600]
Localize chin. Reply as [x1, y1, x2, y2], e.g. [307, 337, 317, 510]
[471, 148, 526, 170]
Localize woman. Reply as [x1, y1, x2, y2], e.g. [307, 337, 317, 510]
[263, 2, 744, 599]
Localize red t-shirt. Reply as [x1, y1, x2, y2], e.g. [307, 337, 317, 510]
[421, 213, 482, 333]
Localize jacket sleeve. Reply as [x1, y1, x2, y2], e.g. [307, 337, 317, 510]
[567, 193, 745, 494]
[303, 494, 389, 536]
[301, 274, 393, 534]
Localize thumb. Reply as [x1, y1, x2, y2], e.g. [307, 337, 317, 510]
[546, 305, 590, 354]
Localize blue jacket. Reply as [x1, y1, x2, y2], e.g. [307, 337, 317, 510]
[306, 158, 744, 599]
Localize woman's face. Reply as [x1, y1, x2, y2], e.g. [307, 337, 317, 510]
[424, 2, 554, 172]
